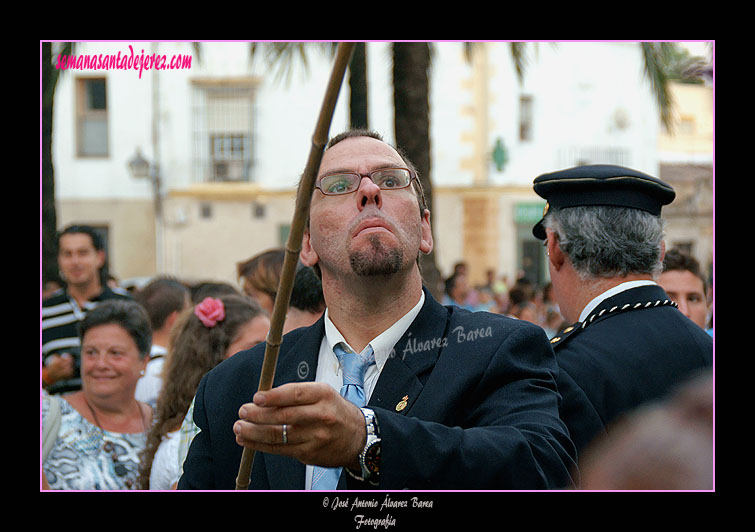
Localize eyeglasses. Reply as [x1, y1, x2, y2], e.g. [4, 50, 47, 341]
[315, 167, 416, 196]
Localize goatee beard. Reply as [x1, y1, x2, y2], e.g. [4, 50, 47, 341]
[349, 235, 404, 276]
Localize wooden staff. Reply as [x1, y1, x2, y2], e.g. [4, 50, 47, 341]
[235, 42, 355, 490]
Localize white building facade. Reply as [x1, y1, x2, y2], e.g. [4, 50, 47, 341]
[51, 41, 693, 289]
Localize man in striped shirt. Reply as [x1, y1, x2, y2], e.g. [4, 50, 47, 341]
[42, 225, 131, 394]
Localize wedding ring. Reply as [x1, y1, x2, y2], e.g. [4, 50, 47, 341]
[282, 424, 288, 445]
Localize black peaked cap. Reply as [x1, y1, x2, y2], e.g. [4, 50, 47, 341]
[531, 164, 675, 240]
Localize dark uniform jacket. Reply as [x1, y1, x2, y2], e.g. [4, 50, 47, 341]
[179, 287, 578, 490]
[552, 284, 713, 457]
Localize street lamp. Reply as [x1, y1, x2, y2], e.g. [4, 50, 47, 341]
[128, 147, 162, 217]
[127, 147, 164, 273]
[128, 148, 150, 179]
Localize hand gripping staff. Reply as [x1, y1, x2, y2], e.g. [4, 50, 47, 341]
[235, 42, 355, 490]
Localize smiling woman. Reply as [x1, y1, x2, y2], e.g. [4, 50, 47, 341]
[42, 300, 153, 490]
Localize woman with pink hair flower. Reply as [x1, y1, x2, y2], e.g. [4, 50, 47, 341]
[137, 294, 269, 489]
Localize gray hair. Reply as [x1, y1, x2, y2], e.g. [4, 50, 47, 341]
[544, 206, 666, 280]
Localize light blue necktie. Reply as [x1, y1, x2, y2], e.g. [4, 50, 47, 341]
[311, 343, 375, 490]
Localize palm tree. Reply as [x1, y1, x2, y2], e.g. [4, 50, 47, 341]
[347, 43, 369, 129]
[391, 42, 531, 298]
[391, 43, 442, 296]
[41, 42, 73, 287]
[639, 42, 676, 132]
[391, 41, 685, 298]
[251, 42, 368, 129]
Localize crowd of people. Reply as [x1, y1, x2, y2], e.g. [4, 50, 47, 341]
[41, 128, 713, 492]
[441, 249, 713, 341]
[41, 231, 324, 490]
[441, 264, 570, 339]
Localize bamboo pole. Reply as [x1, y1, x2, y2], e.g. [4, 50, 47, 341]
[235, 42, 355, 490]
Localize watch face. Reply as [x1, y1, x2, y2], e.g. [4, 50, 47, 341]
[364, 441, 381, 475]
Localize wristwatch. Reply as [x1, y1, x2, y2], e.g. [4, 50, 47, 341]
[349, 407, 381, 484]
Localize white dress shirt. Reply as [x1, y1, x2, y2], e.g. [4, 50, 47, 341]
[304, 291, 425, 489]
[578, 280, 657, 323]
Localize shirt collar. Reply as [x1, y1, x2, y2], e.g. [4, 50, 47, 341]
[323, 291, 425, 371]
[578, 280, 657, 323]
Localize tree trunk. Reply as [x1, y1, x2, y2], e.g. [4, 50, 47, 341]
[348, 42, 368, 129]
[392, 43, 443, 299]
[41, 42, 60, 287]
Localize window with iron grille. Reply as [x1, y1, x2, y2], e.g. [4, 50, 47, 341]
[192, 82, 256, 182]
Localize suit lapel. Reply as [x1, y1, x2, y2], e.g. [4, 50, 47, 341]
[261, 290, 450, 489]
[271, 318, 323, 387]
[369, 288, 450, 416]
[264, 318, 324, 490]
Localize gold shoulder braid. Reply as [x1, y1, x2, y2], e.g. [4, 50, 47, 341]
[550, 298, 678, 348]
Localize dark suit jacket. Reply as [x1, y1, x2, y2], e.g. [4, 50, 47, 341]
[552, 284, 713, 457]
[178, 288, 577, 490]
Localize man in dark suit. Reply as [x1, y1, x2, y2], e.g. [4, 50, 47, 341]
[531, 164, 713, 460]
[178, 130, 577, 490]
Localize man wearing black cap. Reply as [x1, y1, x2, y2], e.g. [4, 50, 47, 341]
[532, 164, 713, 462]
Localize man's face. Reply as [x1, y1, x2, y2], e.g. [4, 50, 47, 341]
[301, 136, 432, 279]
[58, 233, 105, 287]
[659, 270, 709, 329]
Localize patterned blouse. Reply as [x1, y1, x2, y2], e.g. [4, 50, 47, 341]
[42, 394, 147, 490]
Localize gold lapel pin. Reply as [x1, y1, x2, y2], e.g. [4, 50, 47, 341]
[396, 395, 409, 412]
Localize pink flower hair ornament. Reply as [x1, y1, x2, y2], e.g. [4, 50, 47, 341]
[194, 297, 226, 328]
